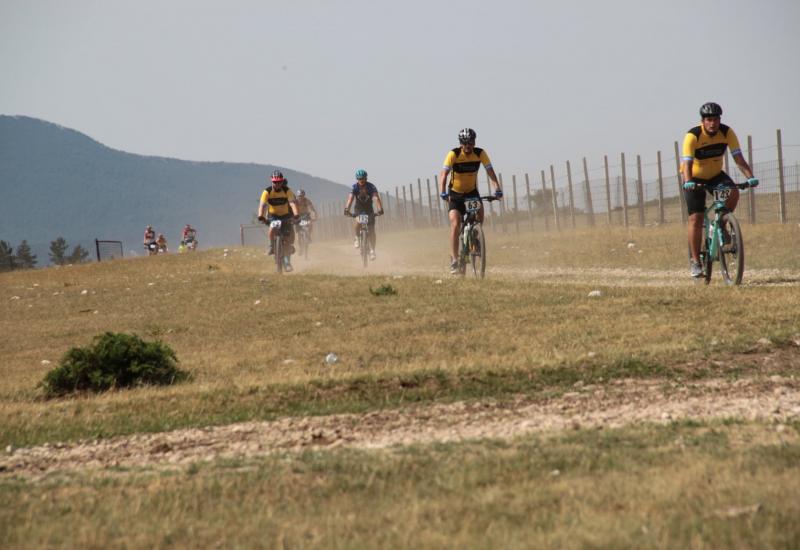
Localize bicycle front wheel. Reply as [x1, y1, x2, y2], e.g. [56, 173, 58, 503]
[719, 213, 744, 285]
[360, 229, 369, 268]
[274, 237, 283, 274]
[700, 240, 712, 285]
[470, 225, 486, 279]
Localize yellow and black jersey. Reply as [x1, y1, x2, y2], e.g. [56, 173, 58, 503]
[259, 186, 296, 217]
[443, 147, 492, 194]
[682, 124, 742, 180]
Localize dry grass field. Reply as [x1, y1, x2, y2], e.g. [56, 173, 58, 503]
[1, 222, 799, 548]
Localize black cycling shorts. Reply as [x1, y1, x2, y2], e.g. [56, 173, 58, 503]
[267, 214, 294, 234]
[684, 171, 734, 215]
[448, 189, 481, 216]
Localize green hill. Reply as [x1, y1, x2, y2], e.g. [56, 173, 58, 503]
[0, 115, 350, 260]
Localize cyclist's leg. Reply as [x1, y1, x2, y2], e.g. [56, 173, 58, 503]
[685, 183, 707, 263]
[448, 209, 462, 261]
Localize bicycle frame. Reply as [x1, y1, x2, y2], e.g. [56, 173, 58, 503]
[698, 182, 749, 285]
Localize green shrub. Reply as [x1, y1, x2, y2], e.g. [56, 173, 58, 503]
[41, 332, 189, 398]
[369, 284, 397, 296]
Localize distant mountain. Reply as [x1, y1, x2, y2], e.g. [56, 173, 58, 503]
[0, 115, 350, 261]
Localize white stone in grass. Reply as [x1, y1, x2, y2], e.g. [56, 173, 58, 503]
[5, 445, 12, 454]
[93, 310, 99, 314]
[392, 275, 404, 279]
[638, 250, 643, 254]
[41, 360, 51, 366]
[627, 242, 636, 249]
[757, 338, 773, 347]
[80, 289, 89, 295]
[10, 296, 20, 300]
[588, 290, 602, 298]
[314, 321, 323, 327]
[405, 309, 414, 314]
[148, 282, 155, 286]
[325, 353, 338, 365]
[434, 279, 443, 285]
[587, 352, 597, 358]
[282, 359, 296, 365]
[254, 300, 261, 306]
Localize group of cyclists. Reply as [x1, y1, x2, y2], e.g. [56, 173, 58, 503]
[148, 102, 755, 278]
[142, 224, 198, 255]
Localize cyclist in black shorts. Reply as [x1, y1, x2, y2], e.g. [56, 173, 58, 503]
[681, 102, 758, 277]
[439, 128, 502, 274]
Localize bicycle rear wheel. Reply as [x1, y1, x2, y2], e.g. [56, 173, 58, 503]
[469, 225, 486, 279]
[719, 213, 744, 285]
[298, 230, 308, 260]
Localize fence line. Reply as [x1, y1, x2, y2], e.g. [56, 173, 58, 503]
[303, 130, 799, 243]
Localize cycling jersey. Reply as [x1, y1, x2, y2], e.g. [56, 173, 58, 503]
[295, 197, 315, 216]
[351, 182, 379, 206]
[443, 147, 492, 194]
[143, 230, 155, 243]
[682, 124, 742, 180]
[260, 185, 296, 217]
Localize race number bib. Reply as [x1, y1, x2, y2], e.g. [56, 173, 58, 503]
[299, 219, 310, 227]
[713, 189, 731, 201]
[357, 214, 370, 224]
[270, 220, 282, 229]
[465, 199, 482, 213]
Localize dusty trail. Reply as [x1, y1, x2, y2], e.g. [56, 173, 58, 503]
[3, 364, 798, 478]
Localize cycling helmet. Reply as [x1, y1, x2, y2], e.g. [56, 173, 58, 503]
[458, 128, 476, 144]
[297, 189, 306, 197]
[355, 169, 368, 179]
[699, 102, 723, 118]
[270, 170, 285, 183]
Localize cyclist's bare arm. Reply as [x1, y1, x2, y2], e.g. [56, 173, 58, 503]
[681, 160, 693, 184]
[344, 194, 354, 212]
[439, 168, 450, 194]
[373, 193, 383, 212]
[289, 200, 300, 217]
[732, 153, 754, 179]
[486, 167, 501, 193]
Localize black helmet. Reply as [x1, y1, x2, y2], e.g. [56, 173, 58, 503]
[699, 102, 723, 118]
[458, 128, 476, 144]
[270, 170, 285, 183]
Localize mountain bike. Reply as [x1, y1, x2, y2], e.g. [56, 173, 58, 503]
[348, 211, 382, 268]
[295, 214, 312, 260]
[456, 195, 498, 279]
[262, 217, 293, 274]
[697, 182, 750, 285]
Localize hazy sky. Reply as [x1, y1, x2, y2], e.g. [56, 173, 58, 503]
[2, 0, 799, 189]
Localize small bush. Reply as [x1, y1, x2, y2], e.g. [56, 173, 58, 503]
[41, 332, 189, 398]
[369, 284, 397, 296]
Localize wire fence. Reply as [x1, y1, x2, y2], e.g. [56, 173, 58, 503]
[308, 129, 800, 241]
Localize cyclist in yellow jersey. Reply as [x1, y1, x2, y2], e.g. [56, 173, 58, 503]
[294, 189, 318, 242]
[681, 102, 758, 277]
[257, 170, 300, 272]
[439, 128, 502, 274]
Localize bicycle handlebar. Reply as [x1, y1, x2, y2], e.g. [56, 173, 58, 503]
[692, 182, 750, 191]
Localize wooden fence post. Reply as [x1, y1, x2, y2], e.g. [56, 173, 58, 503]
[434, 174, 443, 223]
[582, 157, 595, 227]
[657, 150, 665, 224]
[499, 173, 508, 234]
[525, 172, 534, 232]
[777, 129, 787, 223]
[566, 161, 576, 228]
[747, 135, 756, 224]
[549, 164, 561, 231]
[540, 170, 550, 231]
[426, 178, 434, 226]
[401, 185, 408, 229]
[636, 154, 645, 226]
[674, 141, 687, 224]
[417, 178, 424, 227]
[512, 174, 520, 234]
[604, 155, 612, 225]
[620, 153, 629, 227]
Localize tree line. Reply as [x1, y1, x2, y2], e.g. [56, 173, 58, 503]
[0, 238, 90, 272]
